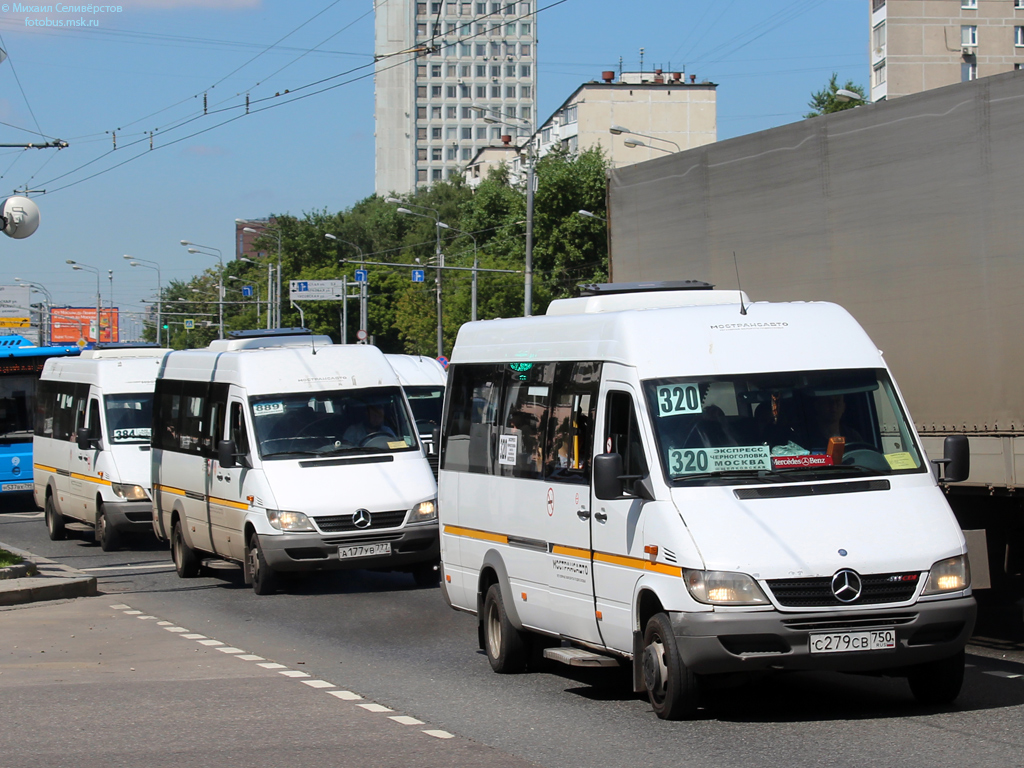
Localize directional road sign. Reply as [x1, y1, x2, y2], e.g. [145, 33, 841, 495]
[242, 286, 253, 297]
[288, 280, 346, 301]
[411, 269, 425, 283]
[354, 269, 368, 283]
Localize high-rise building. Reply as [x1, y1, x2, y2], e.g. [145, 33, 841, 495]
[374, 0, 537, 196]
[870, 0, 1024, 101]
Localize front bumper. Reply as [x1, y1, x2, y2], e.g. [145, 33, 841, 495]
[672, 596, 977, 675]
[103, 500, 156, 533]
[258, 523, 439, 573]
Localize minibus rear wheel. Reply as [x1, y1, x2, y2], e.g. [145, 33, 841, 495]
[907, 649, 965, 706]
[642, 613, 699, 720]
[248, 532, 279, 596]
[45, 494, 66, 541]
[172, 520, 200, 578]
[483, 583, 528, 673]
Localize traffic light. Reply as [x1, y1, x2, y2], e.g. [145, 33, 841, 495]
[162, 323, 169, 330]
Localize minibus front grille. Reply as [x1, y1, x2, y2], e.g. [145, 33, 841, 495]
[767, 572, 920, 607]
[315, 510, 408, 532]
[782, 613, 918, 632]
[427, 453, 439, 479]
[321, 532, 403, 546]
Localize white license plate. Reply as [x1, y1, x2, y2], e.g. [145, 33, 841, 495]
[809, 629, 896, 654]
[338, 542, 392, 559]
[2, 483, 33, 492]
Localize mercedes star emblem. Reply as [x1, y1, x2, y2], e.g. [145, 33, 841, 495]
[352, 508, 372, 529]
[831, 569, 863, 603]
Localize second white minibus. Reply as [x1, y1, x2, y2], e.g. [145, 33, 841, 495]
[438, 282, 976, 720]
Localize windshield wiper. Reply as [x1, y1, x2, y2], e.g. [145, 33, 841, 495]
[260, 450, 319, 459]
[769, 464, 872, 475]
[671, 470, 773, 484]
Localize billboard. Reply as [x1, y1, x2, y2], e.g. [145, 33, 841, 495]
[50, 307, 119, 344]
[0, 285, 31, 328]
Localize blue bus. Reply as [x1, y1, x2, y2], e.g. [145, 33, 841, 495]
[0, 335, 80, 502]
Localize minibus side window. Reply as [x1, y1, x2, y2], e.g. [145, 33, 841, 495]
[442, 363, 503, 474]
[153, 379, 183, 452]
[177, 381, 208, 455]
[35, 380, 54, 437]
[499, 363, 553, 479]
[205, 383, 229, 458]
[71, 384, 89, 440]
[605, 391, 648, 496]
[87, 398, 102, 442]
[230, 401, 251, 467]
[544, 361, 601, 484]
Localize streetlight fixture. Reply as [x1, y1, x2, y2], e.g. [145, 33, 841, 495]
[325, 233, 368, 341]
[577, 210, 607, 222]
[239, 256, 272, 329]
[236, 220, 283, 328]
[66, 259, 102, 344]
[835, 88, 870, 104]
[124, 255, 162, 345]
[469, 106, 536, 316]
[14, 277, 52, 344]
[437, 221, 480, 322]
[609, 124, 681, 152]
[623, 138, 674, 155]
[181, 241, 224, 339]
[390, 200, 445, 356]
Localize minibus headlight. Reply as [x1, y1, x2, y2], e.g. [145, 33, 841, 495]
[922, 554, 970, 595]
[266, 509, 315, 532]
[111, 483, 148, 501]
[409, 500, 437, 524]
[683, 569, 770, 605]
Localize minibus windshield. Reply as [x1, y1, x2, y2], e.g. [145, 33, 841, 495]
[642, 368, 926, 485]
[105, 394, 153, 444]
[405, 385, 444, 436]
[250, 386, 418, 460]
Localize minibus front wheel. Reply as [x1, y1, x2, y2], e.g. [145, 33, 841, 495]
[483, 583, 528, 673]
[907, 649, 965, 706]
[171, 520, 200, 578]
[95, 504, 120, 552]
[247, 532, 279, 596]
[45, 494, 66, 541]
[642, 613, 699, 720]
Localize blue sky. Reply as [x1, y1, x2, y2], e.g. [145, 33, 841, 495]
[0, 0, 865, 337]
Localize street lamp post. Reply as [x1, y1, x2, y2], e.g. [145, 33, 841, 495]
[325, 234, 368, 341]
[123, 255, 162, 345]
[13, 278, 52, 344]
[181, 241, 224, 339]
[436, 221, 479, 321]
[239, 256, 272, 329]
[237, 221, 283, 328]
[66, 259, 101, 344]
[388, 199, 445, 356]
[609, 124, 681, 152]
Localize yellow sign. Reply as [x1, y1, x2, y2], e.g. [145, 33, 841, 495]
[0, 317, 30, 328]
[885, 452, 919, 470]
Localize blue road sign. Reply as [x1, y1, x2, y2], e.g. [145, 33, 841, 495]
[436, 355, 449, 368]
[354, 269, 368, 283]
[411, 269, 425, 283]
[296, 281, 309, 292]
[242, 286, 253, 297]
[184, 319, 195, 330]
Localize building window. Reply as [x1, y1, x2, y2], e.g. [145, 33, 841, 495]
[961, 0, 977, 8]
[490, 64, 500, 77]
[431, 106, 442, 118]
[461, 43, 472, 56]
[1017, 63, 1024, 70]
[1017, 0, 1024, 8]
[521, 85, 532, 98]
[505, 105, 517, 118]
[563, 104, 578, 124]
[1016, 26, 1024, 47]
[490, 84, 501, 97]
[417, 148, 428, 161]
[460, 64, 471, 77]
[962, 61, 978, 81]
[417, 64, 427, 77]
[520, 22, 531, 35]
[417, 86, 427, 98]
[417, 127, 428, 139]
[520, 43, 531, 56]
[432, 148, 442, 161]
[521, 105, 531, 119]
[446, 126, 457, 140]
[417, 2, 427, 13]
[961, 25, 978, 47]
[519, 2, 530, 13]
[505, 2, 515, 14]
[446, 85, 457, 98]
[433, 168, 443, 180]
[460, 147, 471, 160]
[872, 61, 886, 87]
[476, 85, 487, 97]
[872, 0, 885, 10]
[873, 22, 885, 52]
[476, 43, 486, 56]
[416, 23, 427, 35]
[490, 126, 502, 139]
[461, 106, 473, 118]
[417, 106, 427, 119]
[506, 85, 516, 98]
[520, 64, 531, 77]
[447, 147, 458, 160]
[446, 63, 457, 76]
[431, 64, 442, 77]
[476, 64, 486, 77]
[417, 169, 427, 182]
[462, 127, 472, 139]
[447, 106, 457, 118]
[461, 2, 471, 13]
[432, 126, 442, 139]
[431, 85, 442, 97]
[476, 1, 485, 12]
[432, 2, 442, 12]
[504, 64, 514, 77]
[476, 127, 488, 139]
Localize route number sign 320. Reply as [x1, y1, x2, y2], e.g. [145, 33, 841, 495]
[656, 384, 701, 417]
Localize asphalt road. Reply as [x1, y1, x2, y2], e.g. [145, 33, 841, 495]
[3, 503, 1024, 768]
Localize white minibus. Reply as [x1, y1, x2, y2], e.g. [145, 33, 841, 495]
[386, 354, 447, 475]
[438, 282, 976, 720]
[151, 330, 439, 595]
[34, 346, 169, 550]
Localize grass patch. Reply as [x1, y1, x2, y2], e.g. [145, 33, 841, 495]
[0, 548, 23, 568]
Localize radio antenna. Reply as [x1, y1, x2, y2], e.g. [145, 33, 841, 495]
[733, 251, 747, 315]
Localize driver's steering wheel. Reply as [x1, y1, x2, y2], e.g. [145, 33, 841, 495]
[359, 431, 394, 448]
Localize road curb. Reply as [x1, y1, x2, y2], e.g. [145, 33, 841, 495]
[0, 541, 97, 606]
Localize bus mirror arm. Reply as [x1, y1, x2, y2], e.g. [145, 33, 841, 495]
[632, 475, 656, 502]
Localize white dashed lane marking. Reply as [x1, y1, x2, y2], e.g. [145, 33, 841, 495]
[983, 670, 1023, 679]
[111, 603, 464, 743]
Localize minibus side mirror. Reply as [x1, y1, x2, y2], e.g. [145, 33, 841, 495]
[431, 426, 441, 456]
[939, 435, 970, 483]
[218, 439, 238, 469]
[594, 453, 624, 500]
[76, 427, 97, 450]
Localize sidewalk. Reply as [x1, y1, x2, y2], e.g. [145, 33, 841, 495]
[0, 596, 539, 768]
[0, 541, 97, 606]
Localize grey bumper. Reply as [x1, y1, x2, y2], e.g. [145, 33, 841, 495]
[259, 524, 439, 573]
[103, 500, 156, 533]
[672, 596, 977, 675]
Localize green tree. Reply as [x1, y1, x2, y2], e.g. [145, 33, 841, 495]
[805, 73, 866, 117]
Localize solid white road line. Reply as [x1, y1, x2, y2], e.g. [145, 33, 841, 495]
[85, 563, 175, 572]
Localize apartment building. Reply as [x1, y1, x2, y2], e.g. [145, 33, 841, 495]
[871, 0, 1024, 101]
[374, 0, 537, 196]
[465, 71, 717, 187]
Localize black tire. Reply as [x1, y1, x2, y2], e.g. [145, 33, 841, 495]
[482, 583, 528, 673]
[908, 649, 965, 706]
[171, 520, 200, 578]
[95, 504, 120, 552]
[45, 494, 66, 541]
[642, 612, 699, 720]
[248, 531, 279, 596]
[412, 562, 439, 588]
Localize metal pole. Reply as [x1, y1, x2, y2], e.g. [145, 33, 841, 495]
[472, 246, 478, 322]
[342, 274, 348, 344]
[95, 276, 101, 344]
[155, 265, 162, 346]
[435, 224, 443, 357]
[275, 231, 282, 328]
[524, 153, 535, 317]
[217, 257, 224, 340]
[267, 264, 273, 329]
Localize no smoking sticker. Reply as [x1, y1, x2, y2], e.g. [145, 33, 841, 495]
[546, 487, 554, 517]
